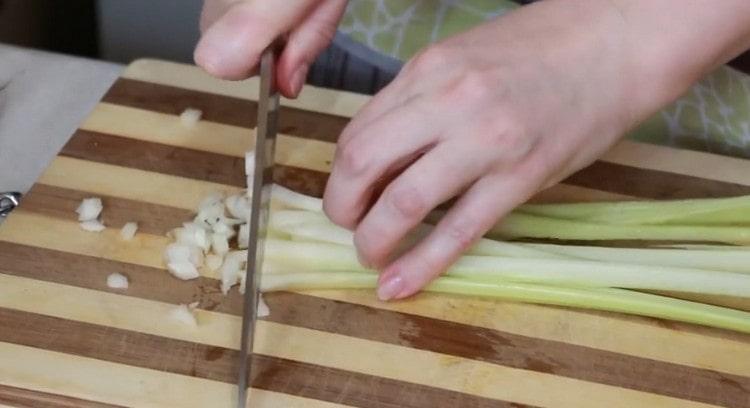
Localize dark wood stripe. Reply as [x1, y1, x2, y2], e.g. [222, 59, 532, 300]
[566, 161, 750, 199]
[274, 165, 329, 198]
[729, 51, 750, 74]
[61, 130, 329, 197]
[1, 242, 748, 407]
[0, 241, 228, 311]
[0, 308, 526, 408]
[63, 130, 247, 188]
[102, 78, 348, 143]
[21, 184, 193, 236]
[100, 79, 750, 200]
[0, 384, 124, 408]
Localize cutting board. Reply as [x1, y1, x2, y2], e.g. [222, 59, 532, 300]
[0, 59, 749, 408]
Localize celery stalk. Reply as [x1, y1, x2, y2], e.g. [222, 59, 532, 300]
[451, 256, 750, 297]
[521, 243, 750, 273]
[260, 272, 750, 334]
[270, 209, 329, 230]
[272, 185, 323, 212]
[491, 212, 750, 244]
[263, 239, 750, 296]
[265, 239, 360, 271]
[272, 210, 563, 259]
[519, 195, 750, 225]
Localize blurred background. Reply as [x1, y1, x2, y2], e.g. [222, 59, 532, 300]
[2, 0, 748, 85]
[0, 0, 399, 95]
[0, 0, 201, 64]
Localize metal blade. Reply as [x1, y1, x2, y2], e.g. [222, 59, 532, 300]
[0, 192, 21, 218]
[237, 46, 279, 408]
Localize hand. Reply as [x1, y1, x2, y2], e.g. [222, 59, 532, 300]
[322, 0, 750, 301]
[194, 0, 347, 97]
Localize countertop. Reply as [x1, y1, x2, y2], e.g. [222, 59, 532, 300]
[0, 44, 122, 194]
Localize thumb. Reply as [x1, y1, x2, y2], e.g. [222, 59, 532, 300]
[199, 0, 242, 34]
[194, 0, 319, 80]
[277, 0, 349, 98]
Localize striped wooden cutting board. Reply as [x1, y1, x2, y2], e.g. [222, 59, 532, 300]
[0, 59, 749, 408]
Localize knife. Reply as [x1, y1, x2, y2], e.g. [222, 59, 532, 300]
[0, 192, 21, 218]
[237, 46, 280, 408]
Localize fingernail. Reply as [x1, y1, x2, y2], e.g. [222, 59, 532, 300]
[290, 64, 309, 97]
[194, 42, 222, 76]
[377, 275, 404, 301]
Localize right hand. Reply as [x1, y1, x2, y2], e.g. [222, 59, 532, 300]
[194, 0, 348, 98]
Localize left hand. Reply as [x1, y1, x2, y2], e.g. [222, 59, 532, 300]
[322, 0, 720, 301]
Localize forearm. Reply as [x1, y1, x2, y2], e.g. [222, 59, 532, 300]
[611, 0, 750, 116]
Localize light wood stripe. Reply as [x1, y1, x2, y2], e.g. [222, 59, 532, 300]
[0, 342, 343, 408]
[38, 156, 242, 211]
[102, 78, 349, 144]
[0, 308, 526, 408]
[122, 59, 369, 118]
[81, 102, 335, 173]
[2, 212, 748, 380]
[0, 273, 718, 408]
[0, 211, 168, 269]
[602, 141, 750, 187]
[2, 241, 745, 406]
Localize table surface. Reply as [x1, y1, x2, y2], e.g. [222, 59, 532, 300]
[0, 44, 122, 195]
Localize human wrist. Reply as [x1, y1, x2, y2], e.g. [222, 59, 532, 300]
[612, 0, 750, 120]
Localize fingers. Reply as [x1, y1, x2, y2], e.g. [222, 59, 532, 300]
[277, 0, 348, 97]
[194, 0, 318, 80]
[375, 160, 548, 301]
[336, 80, 413, 147]
[323, 102, 442, 230]
[353, 142, 493, 269]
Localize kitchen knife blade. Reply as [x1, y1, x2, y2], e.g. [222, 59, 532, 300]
[237, 46, 279, 408]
